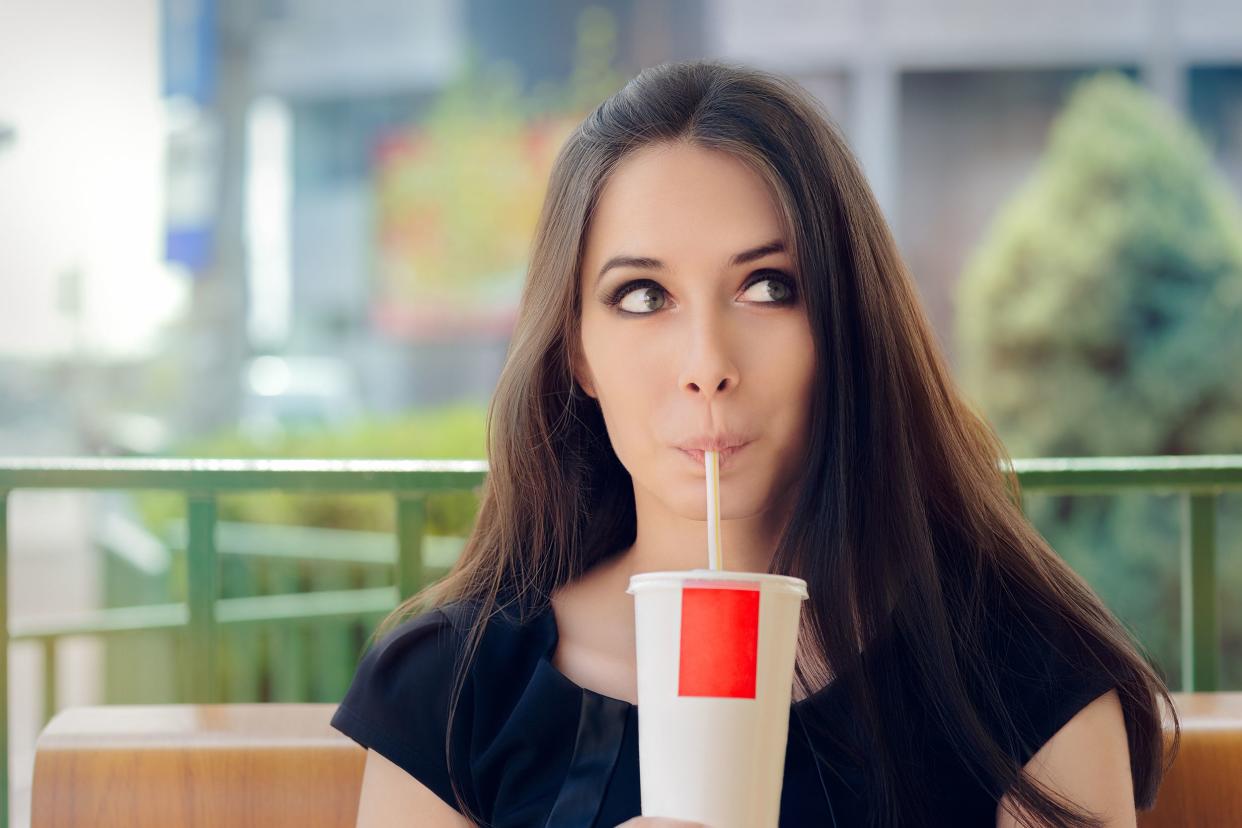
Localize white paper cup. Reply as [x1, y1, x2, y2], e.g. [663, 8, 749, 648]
[626, 569, 809, 828]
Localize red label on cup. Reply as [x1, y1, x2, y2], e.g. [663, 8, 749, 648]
[678, 585, 760, 698]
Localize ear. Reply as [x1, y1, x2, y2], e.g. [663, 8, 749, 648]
[569, 339, 598, 399]
[573, 365, 598, 400]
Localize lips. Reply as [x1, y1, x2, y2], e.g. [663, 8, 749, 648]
[677, 441, 751, 471]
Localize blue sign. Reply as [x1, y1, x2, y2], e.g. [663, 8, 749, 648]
[161, 0, 216, 105]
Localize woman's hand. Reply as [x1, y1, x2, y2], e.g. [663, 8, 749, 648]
[615, 819, 712, 828]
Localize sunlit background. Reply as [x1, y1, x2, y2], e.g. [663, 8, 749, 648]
[2, 1, 1241, 824]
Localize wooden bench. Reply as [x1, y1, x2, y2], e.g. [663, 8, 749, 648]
[1138, 692, 1242, 828]
[29, 694, 1242, 826]
[31, 704, 364, 828]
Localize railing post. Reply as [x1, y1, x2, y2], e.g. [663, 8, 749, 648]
[395, 493, 428, 601]
[41, 638, 56, 727]
[187, 493, 219, 703]
[1, 490, 9, 828]
[1180, 493, 1219, 691]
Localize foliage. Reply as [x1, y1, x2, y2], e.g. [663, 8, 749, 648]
[954, 71, 1242, 687]
[135, 404, 489, 538]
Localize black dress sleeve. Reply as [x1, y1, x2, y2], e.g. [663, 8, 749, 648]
[330, 608, 478, 815]
[989, 602, 1120, 771]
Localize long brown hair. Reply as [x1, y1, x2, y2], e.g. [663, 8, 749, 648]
[374, 59, 1177, 827]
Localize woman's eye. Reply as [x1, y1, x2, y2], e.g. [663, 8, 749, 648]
[607, 271, 797, 315]
[741, 276, 794, 304]
[616, 283, 667, 314]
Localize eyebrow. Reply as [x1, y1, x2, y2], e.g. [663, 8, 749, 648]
[594, 239, 787, 286]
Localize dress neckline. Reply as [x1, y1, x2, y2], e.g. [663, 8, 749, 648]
[531, 598, 847, 711]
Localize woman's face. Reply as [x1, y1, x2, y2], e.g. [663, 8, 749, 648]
[575, 141, 816, 521]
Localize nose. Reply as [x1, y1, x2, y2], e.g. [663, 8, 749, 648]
[678, 313, 739, 399]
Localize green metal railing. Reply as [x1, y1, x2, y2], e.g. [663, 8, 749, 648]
[94, 518, 466, 706]
[0, 458, 487, 828]
[0, 453, 1240, 828]
[1003, 455, 1239, 693]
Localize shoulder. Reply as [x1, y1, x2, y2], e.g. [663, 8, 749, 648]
[330, 598, 566, 817]
[997, 687, 1134, 826]
[336, 598, 540, 697]
[330, 604, 478, 813]
[346, 605, 470, 713]
[990, 600, 1120, 758]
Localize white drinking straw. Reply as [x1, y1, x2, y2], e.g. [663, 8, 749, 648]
[705, 449, 723, 570]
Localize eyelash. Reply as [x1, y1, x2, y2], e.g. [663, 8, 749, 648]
[602, 270, 799, 314]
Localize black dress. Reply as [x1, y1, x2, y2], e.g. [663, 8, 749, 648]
[330, 591, 1119, 827]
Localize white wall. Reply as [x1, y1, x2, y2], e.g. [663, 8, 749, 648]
[0, 0, 185, 359]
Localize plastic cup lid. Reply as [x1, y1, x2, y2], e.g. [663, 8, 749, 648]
[627, 568, 808, 599]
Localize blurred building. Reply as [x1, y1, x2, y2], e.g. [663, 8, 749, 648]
[220, 0, 1241, 432]
[6, 0, 1239, 452]
[188, 0, 706, 438]
[711, 0, 1242, 362]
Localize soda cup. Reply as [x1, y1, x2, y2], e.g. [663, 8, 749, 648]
[626, 568, 809, 828]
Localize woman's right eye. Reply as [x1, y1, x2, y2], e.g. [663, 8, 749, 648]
[606, 279, 666, 314]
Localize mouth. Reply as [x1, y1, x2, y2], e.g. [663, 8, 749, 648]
[676, 441, 751, 472]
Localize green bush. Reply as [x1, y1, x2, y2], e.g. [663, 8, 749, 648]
[135, 404, 489, 538]
[954, 71, 1242, 688]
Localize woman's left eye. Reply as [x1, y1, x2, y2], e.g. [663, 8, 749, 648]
[742, 273, 796, 303]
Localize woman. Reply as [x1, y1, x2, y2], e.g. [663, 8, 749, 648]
[330, 59, 1177, 827]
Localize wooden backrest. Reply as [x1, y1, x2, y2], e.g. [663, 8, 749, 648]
[29, 693, 1242, 826]
[31, 704, 365, 828]
[1137, 692, 1242, 828]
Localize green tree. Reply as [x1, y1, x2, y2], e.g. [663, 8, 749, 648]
[954, 71, 1242, 688]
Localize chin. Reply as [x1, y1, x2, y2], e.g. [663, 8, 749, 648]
[669, 484, 769, 521]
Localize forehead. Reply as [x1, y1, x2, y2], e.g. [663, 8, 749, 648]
[583, 142, 789, 269]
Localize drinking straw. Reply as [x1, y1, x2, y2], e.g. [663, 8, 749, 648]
[705, 449, 723, 570]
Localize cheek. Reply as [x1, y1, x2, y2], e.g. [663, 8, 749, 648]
[759, 326, 816, 445]
[758, 322, 815, 394]
[584, 318, 665, 395]
[581, 325, 662, 458]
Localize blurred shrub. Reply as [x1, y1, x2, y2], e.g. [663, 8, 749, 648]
[135, 403, 488, 537]
[954, 71, 1242, 687]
